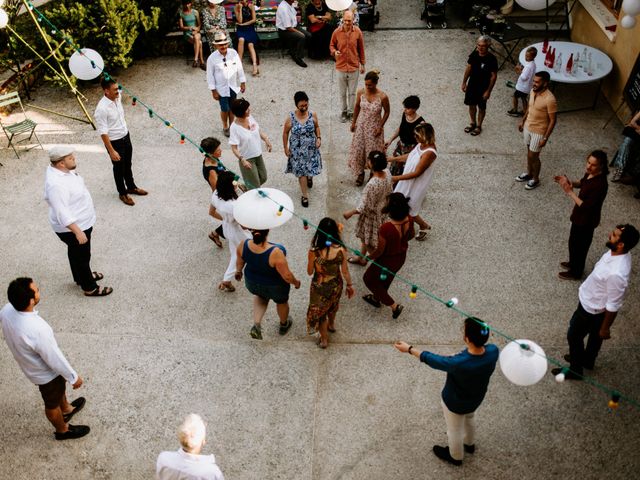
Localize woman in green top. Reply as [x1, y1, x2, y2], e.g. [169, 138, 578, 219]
[180, 0, 205, 68]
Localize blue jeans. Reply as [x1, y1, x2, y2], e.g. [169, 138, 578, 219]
[567, 302, 604, 373]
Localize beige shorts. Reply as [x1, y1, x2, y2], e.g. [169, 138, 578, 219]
[523, 127, 545, 153]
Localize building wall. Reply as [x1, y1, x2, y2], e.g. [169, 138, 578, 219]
[571, 4, 640, 120]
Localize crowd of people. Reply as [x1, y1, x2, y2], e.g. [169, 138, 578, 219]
[1, 2, 639, 478]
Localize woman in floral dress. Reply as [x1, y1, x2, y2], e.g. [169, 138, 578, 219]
[306, 218, 355, 349]
[343, 151, 392, 265]
[348, 70, 390, 186]
[283, 91, 322, 208]
[200, 0, 228, 51]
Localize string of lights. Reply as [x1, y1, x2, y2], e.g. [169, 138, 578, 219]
[22, 0, 635, 411]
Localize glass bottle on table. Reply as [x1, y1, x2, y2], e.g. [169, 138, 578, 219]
[566, 53, 573, 75]
[554, 52, 562, 74]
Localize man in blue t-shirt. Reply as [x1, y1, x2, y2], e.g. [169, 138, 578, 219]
[395, 317, 499, 466]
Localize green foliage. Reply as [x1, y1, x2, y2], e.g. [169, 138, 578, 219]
[45, 0, 160, 70]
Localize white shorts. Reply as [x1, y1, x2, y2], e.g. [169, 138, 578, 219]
[523, 127, 545, 153]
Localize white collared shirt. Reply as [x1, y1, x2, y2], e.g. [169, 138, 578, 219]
[206, 49, 246, 97]
[1, 303, 78, 386]
[579, 250, 632, 314]
[156, 449, 225, 480]
[94, 95, 128, 141]
[44, 165, 96, 233]
[275, 0, 297, 30]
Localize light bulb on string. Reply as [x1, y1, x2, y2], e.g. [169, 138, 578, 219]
[379, 269, 387, 281]
[180, 135, 185, 144]
[131, 97, 137, 106]
[555, 367, 568, 383]
[117, 83, 122, 90]
[303, 220, 309, 230]
[446, 297, 458, 308]
[258, 190, 266, 198]
[277, 205, 284, 217]
[608, 392, 621, 409]
[409, 285, 417, 299]
[148, 109, 153, 118]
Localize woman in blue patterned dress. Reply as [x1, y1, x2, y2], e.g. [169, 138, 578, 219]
[283, 91, 322, 208]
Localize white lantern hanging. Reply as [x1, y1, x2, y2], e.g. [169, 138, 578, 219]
[0, 8, 8, 29]
[326, 0, 352, 12]
[515, 0, 557, 11]
[499, 339, 548, 386]
[620, 14, 637, 29]
[68, 48, 104, 80]
[622, 0, 640, 16]
[233, 188, 294, 230]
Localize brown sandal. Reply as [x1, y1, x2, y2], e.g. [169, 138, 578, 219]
[347, 256, 368, 266]
[218, 282, 235, 292]
[84, 286, 113, 297]
[464, 123, 477, 133]
[208, 231, 223, 248]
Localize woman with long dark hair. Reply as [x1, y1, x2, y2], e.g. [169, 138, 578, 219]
[235, 229, 301, 339]
[306, 217, 354, 348]
[362, 192, 415, 319]
[210, 171, 250, 292]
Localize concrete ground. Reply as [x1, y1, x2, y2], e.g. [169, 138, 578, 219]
[1, 2, 639, 479]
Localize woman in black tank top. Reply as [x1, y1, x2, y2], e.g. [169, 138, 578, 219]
[384, 95, 424, 177]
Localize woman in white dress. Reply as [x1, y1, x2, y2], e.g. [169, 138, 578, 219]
[391, 122, 437, 241]
[210, 171, 251, 292]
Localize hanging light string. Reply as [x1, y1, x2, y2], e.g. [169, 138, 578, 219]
[23, 1, 638, 411]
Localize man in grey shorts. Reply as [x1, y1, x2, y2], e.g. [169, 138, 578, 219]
[516, 71, 557, 190]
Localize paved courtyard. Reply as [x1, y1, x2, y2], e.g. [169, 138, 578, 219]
[1, 2, 639, 479]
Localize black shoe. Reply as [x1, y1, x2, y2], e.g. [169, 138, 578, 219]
[292, 56, 307, 68]
[563, 354, 593, 370]
[62, 397, 86, 423]
[432, 445, 462, 466]
[464, 444, 475, 454]
[55, 424, 90, 440]
[279, 317, 293, 335]
[551, 367, 582, 380]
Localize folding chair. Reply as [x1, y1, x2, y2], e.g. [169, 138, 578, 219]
[0, 91, 43, 159]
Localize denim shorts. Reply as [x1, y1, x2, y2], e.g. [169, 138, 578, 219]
[219, 89, 237, 112]
[245, 279, 290, 304]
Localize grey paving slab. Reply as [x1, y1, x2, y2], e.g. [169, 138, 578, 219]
[1, 27, 639, 480]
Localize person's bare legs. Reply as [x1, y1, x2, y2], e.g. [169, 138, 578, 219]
[468, 105, 477, 126]
[45, 406, 68, 433]
[318, 319, 329, 348]
[477, 107, 486, 128]
[527, 149, 541, 182]
[247, 42, 258, 74]
[220, 111, 235, 131]
[193, 33, 204, 64]
[252, 295, 269, 327]
[327, 310, 337, 333]
[415, 214, 431, 230]
[276, 302, 290, 325]
[298, 176, 309, 199]
[237, 37, 245, 60]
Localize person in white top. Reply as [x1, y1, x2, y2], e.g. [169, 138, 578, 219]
[209, 171, 251, 292]
[156, 414, 225, 480]
[508, 46, 537, 117]
[391, 122, 437, 241]
[276, 0, 311, 68]
[206, 31, 246, 138]
[43, 146, 112, 296]
[229, 98, 272, 189]
[552, 224, 639, 379]
[94, 76, 148, 207]
[0, 278, 90, 440]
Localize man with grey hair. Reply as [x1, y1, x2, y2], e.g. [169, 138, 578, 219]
[156, 414, 225, 480]
[461, 35, 497, 137]
[330, 9, 366, 123]
[43, 146, 112, 296]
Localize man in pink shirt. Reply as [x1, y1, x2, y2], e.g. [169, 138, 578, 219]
[330, 10, 365, 123]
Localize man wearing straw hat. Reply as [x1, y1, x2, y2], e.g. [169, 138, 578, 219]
[206, 30, 246, 138]
[43, 146, 113, 297]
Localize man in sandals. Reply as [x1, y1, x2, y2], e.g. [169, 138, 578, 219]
[461, 35, 497, 137]
[44, 146, 113, 297]
[1, 278, 90, 440]
[516, 71, 557, 190]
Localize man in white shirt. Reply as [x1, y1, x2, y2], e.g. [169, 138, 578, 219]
[206, 31, 246, 138]
[276, 0, 311, 68]
[94, 76, 148, 206]
[552, 224, 639, 379]
[1, 278, 89, 440]
[156, 414, 225, 480]
[44, 146, 113, 297]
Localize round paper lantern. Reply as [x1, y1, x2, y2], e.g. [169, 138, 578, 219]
[622, 0, 640, 16]
[499, 339, 548, 386]
[0, 9, 8, 29]
[620, 14, 637, 29]
[326, 0, 352, 12]
[68, 48, 104, 80]
[233, 188, 294, 229]
[515, 0, 556, 11]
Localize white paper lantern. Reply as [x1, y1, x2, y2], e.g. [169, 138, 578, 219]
[68, 48, 104, 80]
[326, 0, 352, 12]
[0, 9, 8, 29]
[620, 14, 637, 29]
[515, 0, 556, 11]
[499, 339, 548, 386]
[233, 188, 294, 230]
[622, 0, 640, 16]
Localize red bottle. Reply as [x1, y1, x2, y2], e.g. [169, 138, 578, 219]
[544, 47, 552, 67]
[550, 48, 556, 69]
[542, 38, 548, 54]
[566, 53, 574, 74]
